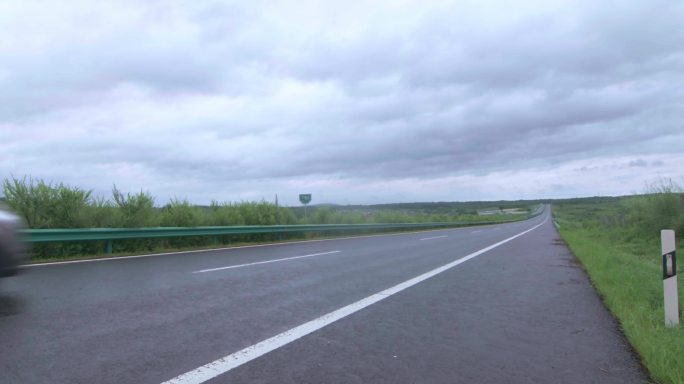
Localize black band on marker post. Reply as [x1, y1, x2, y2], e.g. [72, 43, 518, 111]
[663, 250, 677, 280]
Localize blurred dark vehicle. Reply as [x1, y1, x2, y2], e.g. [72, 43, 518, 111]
[0, 207, 28, 277]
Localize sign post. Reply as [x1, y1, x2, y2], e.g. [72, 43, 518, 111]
[299, 194, 312, 218]
[662, 229, 679, 327]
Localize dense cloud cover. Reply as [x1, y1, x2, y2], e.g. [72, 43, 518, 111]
[1, 0, 683, 205]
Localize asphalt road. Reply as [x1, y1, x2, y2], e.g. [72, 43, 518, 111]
[0, 208, 648, 383]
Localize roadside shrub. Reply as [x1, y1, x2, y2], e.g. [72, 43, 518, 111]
[111, 186, 161, 252]
[623, 179, 683, 238]
[161, 198, 203, 227]
[2, 176, 92, 228]
[2, 176, 96, 257]
[3, 175, 531, 259]
[208, 200, 245, 226]
[160, 198, 205, 248]
[112, 186, 159, 227]
[82, 196, 120, 228]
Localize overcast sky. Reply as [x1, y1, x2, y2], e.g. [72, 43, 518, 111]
[1, 0, 683, 206]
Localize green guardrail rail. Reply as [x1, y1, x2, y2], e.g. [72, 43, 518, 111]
[21, 207, 545, 254]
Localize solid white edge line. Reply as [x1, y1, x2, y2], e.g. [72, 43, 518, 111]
[21, 224, 504, 268]
[161, 217, 548, 384]
[193, 251, 341, 273]
[418, 235, 448, 241]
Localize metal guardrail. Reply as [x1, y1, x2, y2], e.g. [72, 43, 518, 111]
[21, 207, 544, 254]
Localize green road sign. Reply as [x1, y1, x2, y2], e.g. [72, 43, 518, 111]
[299, 194, 312, 205]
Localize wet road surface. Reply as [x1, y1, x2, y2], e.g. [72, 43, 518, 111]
[0, 208, 648, 383]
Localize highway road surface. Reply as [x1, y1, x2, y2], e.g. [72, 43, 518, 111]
[0, 207, 648, 383]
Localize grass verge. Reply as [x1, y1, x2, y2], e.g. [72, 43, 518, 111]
[554, 206, 684, 384]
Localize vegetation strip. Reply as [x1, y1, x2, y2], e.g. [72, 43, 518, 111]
[2, 176, 533, 261]
[553, 182, 684, 384]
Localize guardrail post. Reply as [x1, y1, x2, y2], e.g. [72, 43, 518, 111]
[106, 240, 113, 255]
[661, 229, 679, 327]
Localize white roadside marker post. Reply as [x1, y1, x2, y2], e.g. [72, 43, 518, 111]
[661, 229, 679, 327]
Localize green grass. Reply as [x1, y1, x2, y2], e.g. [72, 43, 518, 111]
[554, 204, 684, 384]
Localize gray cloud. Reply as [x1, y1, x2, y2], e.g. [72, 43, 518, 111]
[629, 159, 648, 168]
[1, 0, 683, 205]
